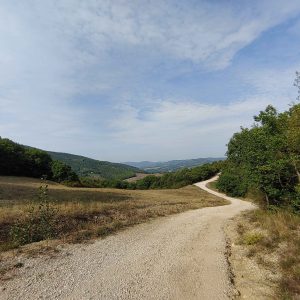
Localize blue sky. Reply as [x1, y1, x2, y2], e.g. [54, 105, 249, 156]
[0, 0, 300, 162]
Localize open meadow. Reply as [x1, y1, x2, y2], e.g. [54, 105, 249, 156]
[0, 176, 228, 252]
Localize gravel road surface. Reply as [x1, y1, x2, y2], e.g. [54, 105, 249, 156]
[1, 176, 255, 300]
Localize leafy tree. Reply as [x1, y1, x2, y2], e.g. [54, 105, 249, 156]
[218, 93, 300, 210]
[0, 137, 27, 175]
[286, 104, 300, 183]
[51, 160, 79, 183]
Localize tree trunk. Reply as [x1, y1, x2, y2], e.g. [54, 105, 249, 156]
[265, 193, 269, 207]
[293, 161, 300, 183]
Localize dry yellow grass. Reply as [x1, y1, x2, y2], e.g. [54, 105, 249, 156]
[0, 176, 228, 251]
[235, 209, 300, 299]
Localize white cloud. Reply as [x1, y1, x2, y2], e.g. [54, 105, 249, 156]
[0, 1, 300, 160]
[109, 98, 271, 158]
[32, 0, 300, 69]
[240, 66, 299, 110]
[108, 80, 298, 160]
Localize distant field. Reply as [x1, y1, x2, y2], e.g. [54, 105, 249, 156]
[0, 176, 228, 251]
[124, 173, 162, 182]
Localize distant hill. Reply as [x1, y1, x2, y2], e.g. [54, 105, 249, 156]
[47, 151, 141, 180]
[124, 157, 225, 173]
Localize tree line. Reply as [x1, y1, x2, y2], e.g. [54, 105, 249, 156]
[217, 100, 300, 211]
[81, 161, 223, 189]
[0, 136, 222, 189]
[0, 137, 79, 183]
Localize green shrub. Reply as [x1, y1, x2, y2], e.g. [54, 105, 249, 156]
[51, 160, 79, 183]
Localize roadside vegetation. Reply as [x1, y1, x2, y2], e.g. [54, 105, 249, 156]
[216, 73, 300, 299]
[232, 210, 300, 298]
[217, 103, 300, 211]
[0, 176, 228, 253]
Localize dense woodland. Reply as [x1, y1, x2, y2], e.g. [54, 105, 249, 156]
[217, 101, 300, 211]
[0, 137, 79, 183]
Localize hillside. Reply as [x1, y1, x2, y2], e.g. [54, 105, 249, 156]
[0, 137, 78, 183]
[47, 151, 141, 180]
[125, 157, 225, 173]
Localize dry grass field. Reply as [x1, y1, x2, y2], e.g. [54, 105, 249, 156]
[0, 176, 228, 252]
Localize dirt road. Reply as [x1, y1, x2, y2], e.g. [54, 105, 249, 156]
[1, 176, 255, 300]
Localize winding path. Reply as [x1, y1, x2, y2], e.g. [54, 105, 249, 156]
[1, 176, 255, 300]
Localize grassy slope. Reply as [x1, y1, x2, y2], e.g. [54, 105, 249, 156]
[0, 176, 228, 252]
[47, 151, 142, 180]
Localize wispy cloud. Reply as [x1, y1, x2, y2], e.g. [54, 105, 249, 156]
[108, 97, 270, 159]
[19, 0, 300, 69]
[0, 1, 300, 160]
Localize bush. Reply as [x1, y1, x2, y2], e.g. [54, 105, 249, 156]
[216, 169, 248, 197]
[10, 184, 57, 246]
[242, 231, 264, 245]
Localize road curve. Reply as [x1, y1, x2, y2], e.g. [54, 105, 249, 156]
[1, 176, 256, 300]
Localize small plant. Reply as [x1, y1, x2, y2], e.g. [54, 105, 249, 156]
[10, 184, 57, 246]
[242, 231, 264, 245]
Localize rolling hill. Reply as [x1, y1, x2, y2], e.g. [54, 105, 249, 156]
[125, 157, 225, 173]
[47, 151, 141, 180]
